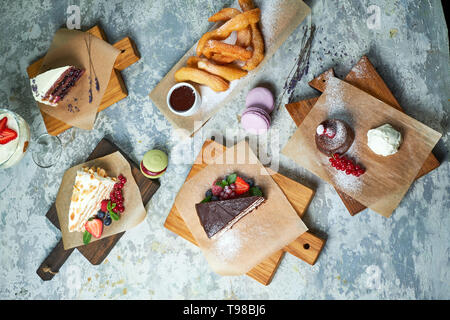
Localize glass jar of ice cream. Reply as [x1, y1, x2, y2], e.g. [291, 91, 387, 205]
[0, 108, 31, 169]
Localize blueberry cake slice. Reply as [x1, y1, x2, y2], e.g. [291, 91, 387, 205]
[30, 66, 85, 107]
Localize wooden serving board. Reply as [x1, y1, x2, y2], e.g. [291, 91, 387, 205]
[286, 56, 440, 216]
[164, 139, 326, 286]
[26, 25, 140, 136]
[37, 138, 160, 281]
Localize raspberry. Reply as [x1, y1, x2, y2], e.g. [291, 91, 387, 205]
[100, 200, 109, 213]
[212, 183, 223, 196]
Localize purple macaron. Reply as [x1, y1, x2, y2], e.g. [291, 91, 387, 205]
[245, 87, 274, 114]
[241, 106, 271, 135]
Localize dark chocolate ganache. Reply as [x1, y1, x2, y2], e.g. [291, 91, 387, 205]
[169, 85, 196, 112]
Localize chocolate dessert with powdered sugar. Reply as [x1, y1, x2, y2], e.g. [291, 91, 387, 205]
[315, 119, 354, 156]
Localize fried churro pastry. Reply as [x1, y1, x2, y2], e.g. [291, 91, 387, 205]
[203, 40, 253, 61]
[174, 67, 229, 92]
[196, 8, 260, 57]
[197, 60, 248, 81]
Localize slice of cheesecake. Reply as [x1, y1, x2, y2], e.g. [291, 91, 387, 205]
[195, 196, 265, 239]
[30, 66, 85, 107]
[68, 166, 116, 233]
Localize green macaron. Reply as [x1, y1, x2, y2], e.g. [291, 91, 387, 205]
[140, 149, 168, 179]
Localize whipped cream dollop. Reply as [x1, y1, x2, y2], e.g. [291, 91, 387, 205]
[367, 124, 402, 156]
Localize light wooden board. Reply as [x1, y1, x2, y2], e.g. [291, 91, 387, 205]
[164, 140, 326, 286]
[26, 25, 140, 136]
[286, 56, 440, 216]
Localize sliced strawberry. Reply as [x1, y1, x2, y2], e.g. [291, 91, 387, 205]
[0, 128, 17, 145]
[100, 199, 109, 213]
[234, 177, 250, 195]
[85, 218, 103, 238]
[0, 117, 7, 132]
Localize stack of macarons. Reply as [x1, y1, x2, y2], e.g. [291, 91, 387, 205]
[241, 87, 274, 135]
[140, 149, 168, 179]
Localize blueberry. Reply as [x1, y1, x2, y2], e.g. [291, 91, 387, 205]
[97, 211, 105, 219]
[211, 195, 219, 201]
[104, 217, 112, 226]
[205, 189, 213, 198]
[245, 178, 255, 187]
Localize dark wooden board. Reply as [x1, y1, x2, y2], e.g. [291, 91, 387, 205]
[285, 56, 440, 216]
[37, 138, 160, 280]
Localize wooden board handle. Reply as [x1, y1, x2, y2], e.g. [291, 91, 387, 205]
[284, 231, 326, 265]
[36, 239, 74, 281]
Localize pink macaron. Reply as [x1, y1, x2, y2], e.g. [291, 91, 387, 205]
[241, 106, 271, 135]
[245, 87, 274, 114]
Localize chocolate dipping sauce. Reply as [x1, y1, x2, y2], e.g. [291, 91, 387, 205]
[169, 85, 196, 112]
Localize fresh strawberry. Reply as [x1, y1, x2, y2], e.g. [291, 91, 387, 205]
[100, 199, 109, 213]
[0, 117, 7, 132]
[234, 177, 250, 195]
[85, 218, 103, 238]
[0, 128, 17, 145]
[211, 180, 224, 196]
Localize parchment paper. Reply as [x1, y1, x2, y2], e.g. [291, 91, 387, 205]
[175, 141, 308, 275]
[149, 0, 311, 136]
[55, 152, 147, 250]
[282, 77, 442, 217]
[36, 29, 120, 130]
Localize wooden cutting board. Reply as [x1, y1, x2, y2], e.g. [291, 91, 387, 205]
[164, 139, 326, 286]
[285, 56, 440, 216]
[37, 138, 160, 281]
[26, 25, 140, 136]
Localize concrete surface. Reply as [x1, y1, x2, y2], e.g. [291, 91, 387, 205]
[0, 0, 448, 299]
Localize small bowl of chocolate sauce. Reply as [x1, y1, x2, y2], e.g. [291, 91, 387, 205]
[166, 82, 201, 116]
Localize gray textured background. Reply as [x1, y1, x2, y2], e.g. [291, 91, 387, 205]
[0, 0, 449, 299]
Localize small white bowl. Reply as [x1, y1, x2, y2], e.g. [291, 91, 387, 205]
[166, 82, 202, 117]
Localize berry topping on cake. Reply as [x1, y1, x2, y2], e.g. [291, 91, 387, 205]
[85, 218, 103, 239]
[100, 199, 109, 213]
[211, 180, 224, 196]
[201, 173, 262, 202]
[234, 177, 250, 195]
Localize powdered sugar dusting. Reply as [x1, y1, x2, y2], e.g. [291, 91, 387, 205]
[350, 62, 368, 79]
[330, 137, 363, 194]
[324, 77, 347, 116]
[332, 169, 362, 194]
[213, 229, 241, 261]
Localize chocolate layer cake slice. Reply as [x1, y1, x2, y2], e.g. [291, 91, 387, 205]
[195, 196, 265, 239]
[30, 66, 85, 107]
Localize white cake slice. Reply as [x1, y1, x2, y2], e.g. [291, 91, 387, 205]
[30, 65, 85, 107]
[68, 166, 116, 233]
